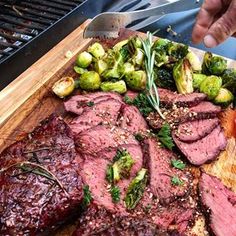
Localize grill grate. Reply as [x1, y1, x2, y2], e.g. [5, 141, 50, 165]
[0, 0, 85, 62]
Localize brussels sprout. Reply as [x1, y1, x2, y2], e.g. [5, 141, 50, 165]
[122, 62, 135, 75]
[113, 39, 129, 51]
[193, 73, 207, 89]
[100, 80, 127, 94]
[132, 48, 144, 67]
[168, 43, 189, 61]
[153, 38, 170, 67]
[74, 66, 87, 74]
[88, 42, 105, 59]
[94, 59, 108, 75]
[200, 75, 222, 100]
[52, 77, 75, 98]
[79, 71, 101, 90]
[222, 68, 236, 94]
[214, 88, 234, 107]
[128, 36, 143, 54]
[76, 51, 92, 68]
[202, 52, 227, 75]
[186, 51, 202, 72]
[153, 38, 171, 50]
[125, 70, 147, 91]
[173, 58, 193, 94]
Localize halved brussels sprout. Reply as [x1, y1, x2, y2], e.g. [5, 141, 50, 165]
[125, 70, 147, 91]
[74, 66, 87, 74]
[193, 73, 207, 89]
[113, 39, 129, 51]
[79, 71, 101, 90]
[76, 51, 92, 68]
[52, 77, 75, 98]
[94, 59, 108, 75]
[88, 42, 105, 59]
[122, 62, 135, 75]
[101, 80, 127, 94]
[186, 51, 202, 72]
[214, 88, 234, 107]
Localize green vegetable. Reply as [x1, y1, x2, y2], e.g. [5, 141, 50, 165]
[125, 70, 147, 91]
[199, 75, 222, 100]
[113, 39, 129, 51]
[132, 48, 144, 67]
[202, 52, 227, 75]
[110, 185, 121, 203]
[214, 88, 234, 107]
[82, 185, 92, 206]
[173, 58, 193, 94]
[167, 43, 189, 61]
[186, 51, 201, 72]
[79, 71, 101, 90]
[94, 59, 108, 75]
[222, 68, 236, 94]
[76, 51, 92, 68]
[100, 80, 127, 94]
[171, 176, 184, 186]
[88, 42, 105, 59]
[106, 164, 113, 183]
[87, 101, 94, 107]
[122, 62, 135, 75]
[124, 95, 133, 105]
[134, 133, 144, 142]
[74, 66, 87, 74]
[193, 73, 207, 90]
[171, 159, 186, 170]
[120, 45, 130, 62]
[157, 123, 175, 150]
[52, 77, 75, 98]
[124, 168, 147, 210]
[128, 36, 143, 54]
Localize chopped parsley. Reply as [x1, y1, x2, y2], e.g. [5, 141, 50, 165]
[110, 186, 120, 203]
[157, 123, 175, 150]
[171, 176, 184, 186]
[134, 133, 144, 142]
[82, 185, 92, 206]
[124, 95, 133, 105]
[87, 101, 94, 107]
[171, 159, 186, 170]
[106, 164, 113, 184]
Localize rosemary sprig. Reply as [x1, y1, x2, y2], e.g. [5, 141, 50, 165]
[141, 32, 165, 120]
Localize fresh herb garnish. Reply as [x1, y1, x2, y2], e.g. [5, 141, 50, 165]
[106, 164, 113, 184]
[110, 185, 121, 203]
[82, 185, 92, 206]
[171, 176, 184, 186]
[134, 133, 144, 142]
[124, 95, 133, 105]
[124, 168, 147, 210]
[141, 32, 165, 120]
[157, 123, 175, 150]
[87, 101, 94, 107]
[171, 159, 186, 170]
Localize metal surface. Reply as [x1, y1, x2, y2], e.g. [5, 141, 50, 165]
[83, 0, 203, 39]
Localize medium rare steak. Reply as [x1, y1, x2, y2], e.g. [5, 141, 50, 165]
[173, 125, 227, 165]
[119, 105, 148, 134]
[158, 88, 207, 107]
[76, 125, 138, 155]
[64, 92, 123, 115]
[147, 101, 221, 130]
[174, 118, 219, 142]
[80, 145, 143, 213]
[69, 99, 122, 134]
[199, 173, 236, 236]
[0, 115, 84, 236]
[143, 138, 192, 204]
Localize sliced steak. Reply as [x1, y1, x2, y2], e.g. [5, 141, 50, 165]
[174, 118, 219, 142]
[158, 88, 206, 107]
[0, 115, 84, 236]
[80, 145, 143, 213]
[147, 101, 221, 130]
[199, 173, 236, 236]
[69, 99, 122, 134]
[76, 125, 138, 155]
[173, 125, 227, 165]
[119, 105, 148, 134]
[143, 138, 192, 205]
[64, 92, 123, 115]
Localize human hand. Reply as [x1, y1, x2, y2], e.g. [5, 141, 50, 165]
[192, 0, 236, 48]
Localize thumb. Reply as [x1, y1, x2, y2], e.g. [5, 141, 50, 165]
[203, 3, 236, 47]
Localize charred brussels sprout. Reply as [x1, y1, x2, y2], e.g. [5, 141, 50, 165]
[222, 68, 236, 94]
[173, 58, 193, 94]
[132, 48, 144, 67]
[153, 38, 170, 67]
[167, 43, 189, 61]
[214, 88, 234, 107]
[186, 51, 201, 72]
[199, 75, 222, 100]
[113, 39, 129, 51]
[125, 70, 147, 91]
[94, 59, 108, 75]
[202, 52, 227, 75]
[88, 42, 105, 59]
[52, 77, 75, 98]
[79, 71, 101, 90]
[193, 73, 207, 89]
[100, 80, 127, 94]
[76, 51, 92, 68]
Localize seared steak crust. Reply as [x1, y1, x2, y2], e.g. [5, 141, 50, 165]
[0, 115, 84, 236]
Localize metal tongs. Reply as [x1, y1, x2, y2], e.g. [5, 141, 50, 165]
[84, 0, 203, 39]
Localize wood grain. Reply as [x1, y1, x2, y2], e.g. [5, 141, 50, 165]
[0, 19, 236, 236]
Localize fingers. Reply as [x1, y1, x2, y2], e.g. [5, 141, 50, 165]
[192, 0, 225, 44]
[204, 1, 236, 47]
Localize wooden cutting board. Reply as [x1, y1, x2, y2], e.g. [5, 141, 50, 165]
[0, 19, 236, 235]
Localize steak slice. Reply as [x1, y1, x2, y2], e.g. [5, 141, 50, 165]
[158, 88, 207, 107]
[0, 115, 84, 236]
[119, 105, 148, 134]
[143, 138, 192, 204]
[69, 99, 122, 134]
[199, 173, 236, 236]
[64, 92, 123, 115]
[80, 145, 143, 213]
[76, 125, 138, 155]
[173, 125, 227, 165]
[174, 118, 219, 142]
[147, 101, 221, 130]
